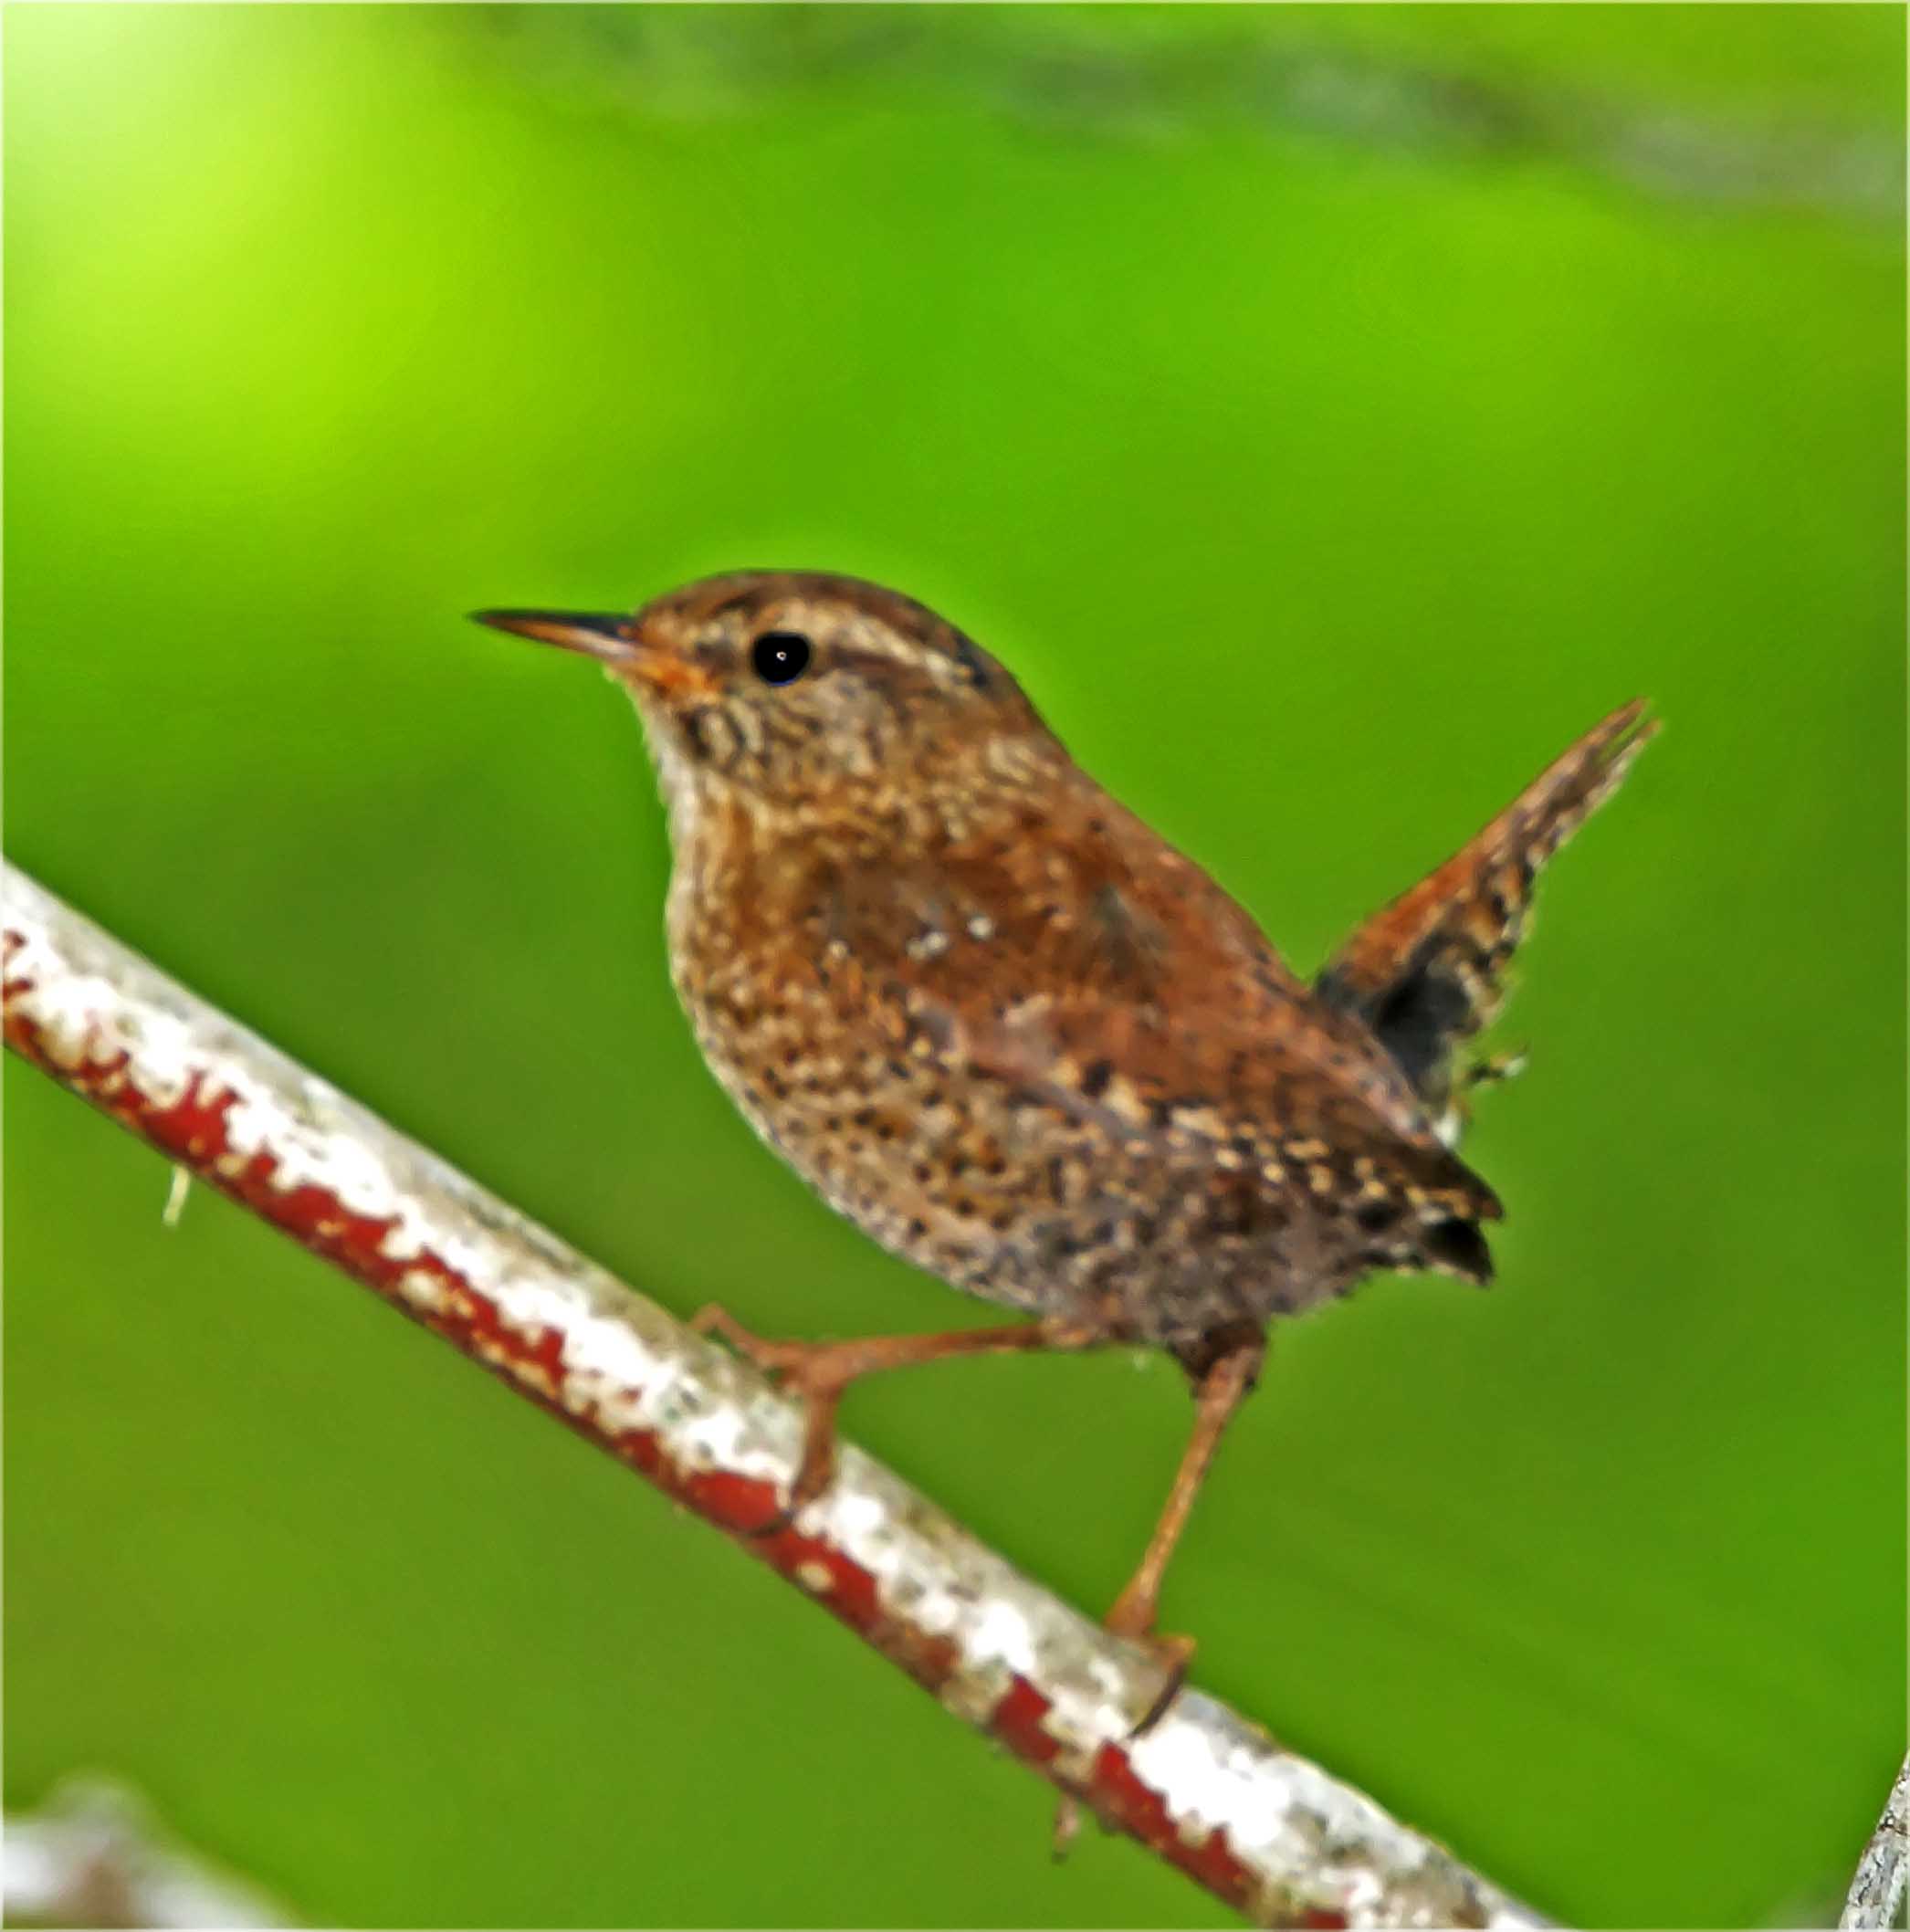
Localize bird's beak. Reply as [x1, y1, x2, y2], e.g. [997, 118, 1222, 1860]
[470, 608, 716, 698]
[470, 608, 637, 666]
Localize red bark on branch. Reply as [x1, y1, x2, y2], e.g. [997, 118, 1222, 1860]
[4, 862, 1544, 1930]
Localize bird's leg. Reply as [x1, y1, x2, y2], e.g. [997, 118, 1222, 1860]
[1053, 1330, 1265, 1860]
[1107, 1332, 1265, 1715]
[691, 1305, 1107, 1528]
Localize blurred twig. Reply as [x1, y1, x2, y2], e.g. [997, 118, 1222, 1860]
[3, 1777, 292, 1929]
[2, 861, 1543, 1930]
[497, 10, 1903, 228]
[1842, 1755, 1910, 1930]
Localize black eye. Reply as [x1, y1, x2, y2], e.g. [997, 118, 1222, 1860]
[751, 631, 812, 685]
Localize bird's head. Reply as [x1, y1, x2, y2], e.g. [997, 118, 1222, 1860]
[476, 572, 1055, 820]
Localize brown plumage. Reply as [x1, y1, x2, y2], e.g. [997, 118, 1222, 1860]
[475, 572, 1653, 1681]
[1317, 698, 1655, 1131]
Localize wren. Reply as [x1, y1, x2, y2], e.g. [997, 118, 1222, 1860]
[475, 572, 1653, 1677]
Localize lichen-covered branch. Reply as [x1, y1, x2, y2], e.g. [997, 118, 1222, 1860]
[3, 862, 1543, 1930]
[1842, 1755, 1909, 1931]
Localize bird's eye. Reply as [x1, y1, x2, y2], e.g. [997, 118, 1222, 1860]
[751, 631, 812, 686]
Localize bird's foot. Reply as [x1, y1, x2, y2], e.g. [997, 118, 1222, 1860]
[690, 1304, 849, 1535]
[691, 1307, 1110, 1538]
[1104, 1583, 1196, 1736]
[689, 1303, 825, 1381]
[1050, 1591, 1197, 1860]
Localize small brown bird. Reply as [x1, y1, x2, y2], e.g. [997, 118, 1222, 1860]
[476, 573, 1653, 1677]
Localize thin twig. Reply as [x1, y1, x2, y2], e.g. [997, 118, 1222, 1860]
[4, 1776, 293, 1929]
[1842, 1755, 1910, 1930]
[3, 862, 1543, 1930]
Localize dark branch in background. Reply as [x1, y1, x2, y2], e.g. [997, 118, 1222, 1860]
[2, 863, 1543, 1930]
[1841, 1755, 1910, 1931]
[494, 10, 1902, 228]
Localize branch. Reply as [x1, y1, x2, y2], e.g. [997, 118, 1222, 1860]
[1842, 1755, 1910, 1930]
[5, 1776, 293, 1929]
[3, 862, 1543, 1930]
[506, 12, 1903, 230]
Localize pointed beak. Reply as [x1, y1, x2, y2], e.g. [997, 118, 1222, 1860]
[470, 607, 719, 700]
[469, 608, 636, 667]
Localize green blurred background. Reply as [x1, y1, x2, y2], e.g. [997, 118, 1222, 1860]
[5, 6, 1904, 1927]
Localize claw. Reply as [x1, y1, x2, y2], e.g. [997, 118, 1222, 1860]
[735, 1447, 835, 1539]
[1045, 1622, 1191, 1856]
[688, 1305, 1107, 1554]
[740, 1500, 800, 1541]
[1104, 1583, 1195, 1734]
[691, 1304, 845, 1527]
[1051, 1793, 1083, 1861]
[690, 1303, 805, 1377]
[1128, 1631, 1195, 1735]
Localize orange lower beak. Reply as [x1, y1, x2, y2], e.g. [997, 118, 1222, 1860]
[472, 608, 635, 662]
[470, 609, 716, 698]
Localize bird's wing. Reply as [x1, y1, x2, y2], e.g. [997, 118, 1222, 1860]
[1316, 699, 1656, 1112]
[803, 787, 1503, 1262]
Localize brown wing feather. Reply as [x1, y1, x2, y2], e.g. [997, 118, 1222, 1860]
[811, 772, 1503, 1254]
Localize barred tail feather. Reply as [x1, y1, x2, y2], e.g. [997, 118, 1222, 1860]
[1316, 699, 1656, 1115]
